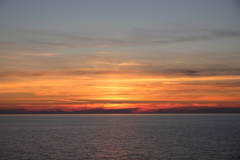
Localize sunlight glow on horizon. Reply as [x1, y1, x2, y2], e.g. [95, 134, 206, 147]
[0, 0, 239, 113]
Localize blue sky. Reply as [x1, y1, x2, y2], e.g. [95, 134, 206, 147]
[1, 0, 239, 55]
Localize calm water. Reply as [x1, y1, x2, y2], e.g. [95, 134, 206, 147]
[0, 114, 240, 160]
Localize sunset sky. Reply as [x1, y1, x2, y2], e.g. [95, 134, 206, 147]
[0, 0, 240, 113]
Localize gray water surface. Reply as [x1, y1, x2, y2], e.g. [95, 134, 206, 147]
[1, 114, 240, 160]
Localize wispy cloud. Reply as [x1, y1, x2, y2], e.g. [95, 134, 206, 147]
[0, 64, 240, 78]
[128, 28, 240, 45]
[22, 52, 60, 57]
[2, 27, 239, 50]
[118, 62, 145, 66]
[45, 29, 240, 47]
[0, 42, 16, 46]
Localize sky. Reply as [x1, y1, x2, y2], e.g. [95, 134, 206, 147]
[0, 0, 240, 113]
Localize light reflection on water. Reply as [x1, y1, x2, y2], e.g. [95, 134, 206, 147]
[1, 114, 240, 159]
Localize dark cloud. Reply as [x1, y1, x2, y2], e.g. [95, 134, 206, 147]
[1, 64, 240, 78]
[129, 29, 240, 45]
[0, 67, 142, 78]
[146, 64, 240, 77]
[0, 70, 49, 77]
[0, 107, 139, 114]
[1, 107, 239, 114]
[4, 27, 239, 49]
[156, 107, 240, 113]
[22, 29, 128, 48]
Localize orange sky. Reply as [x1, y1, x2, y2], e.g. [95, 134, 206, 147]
[1, 73, 240, 113]
[0, 1, 240, 113]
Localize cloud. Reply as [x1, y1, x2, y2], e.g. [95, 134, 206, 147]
[0, 64, 240, 78]
[0, 42, 15, 46]
[118, 62, 144, 66]
[145, 64, 240, 77]
[3, 27, 239, 50]
[0, 92, 36, 99]
[0, 70, 49, 77]
[22, 52, 59, 57]
[94, 51, 117, 55]
[23, 30, 129, 48]
[128, 28, 240, 46]
[163, 30, 240, 43]
[26, 40, 72, 49]
[1, 106, 239, 114]
[156, 107, 240, 113]
[1, 100, 240, 114]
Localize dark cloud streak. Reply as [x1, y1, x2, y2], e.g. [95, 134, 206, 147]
[1, 107, 239, 114]
[129, 29, 240, 45]
[1, 64, 240, 78]
[4, 28, 239, 49]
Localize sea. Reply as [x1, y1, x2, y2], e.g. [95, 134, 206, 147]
[0, 114, 240, 160]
